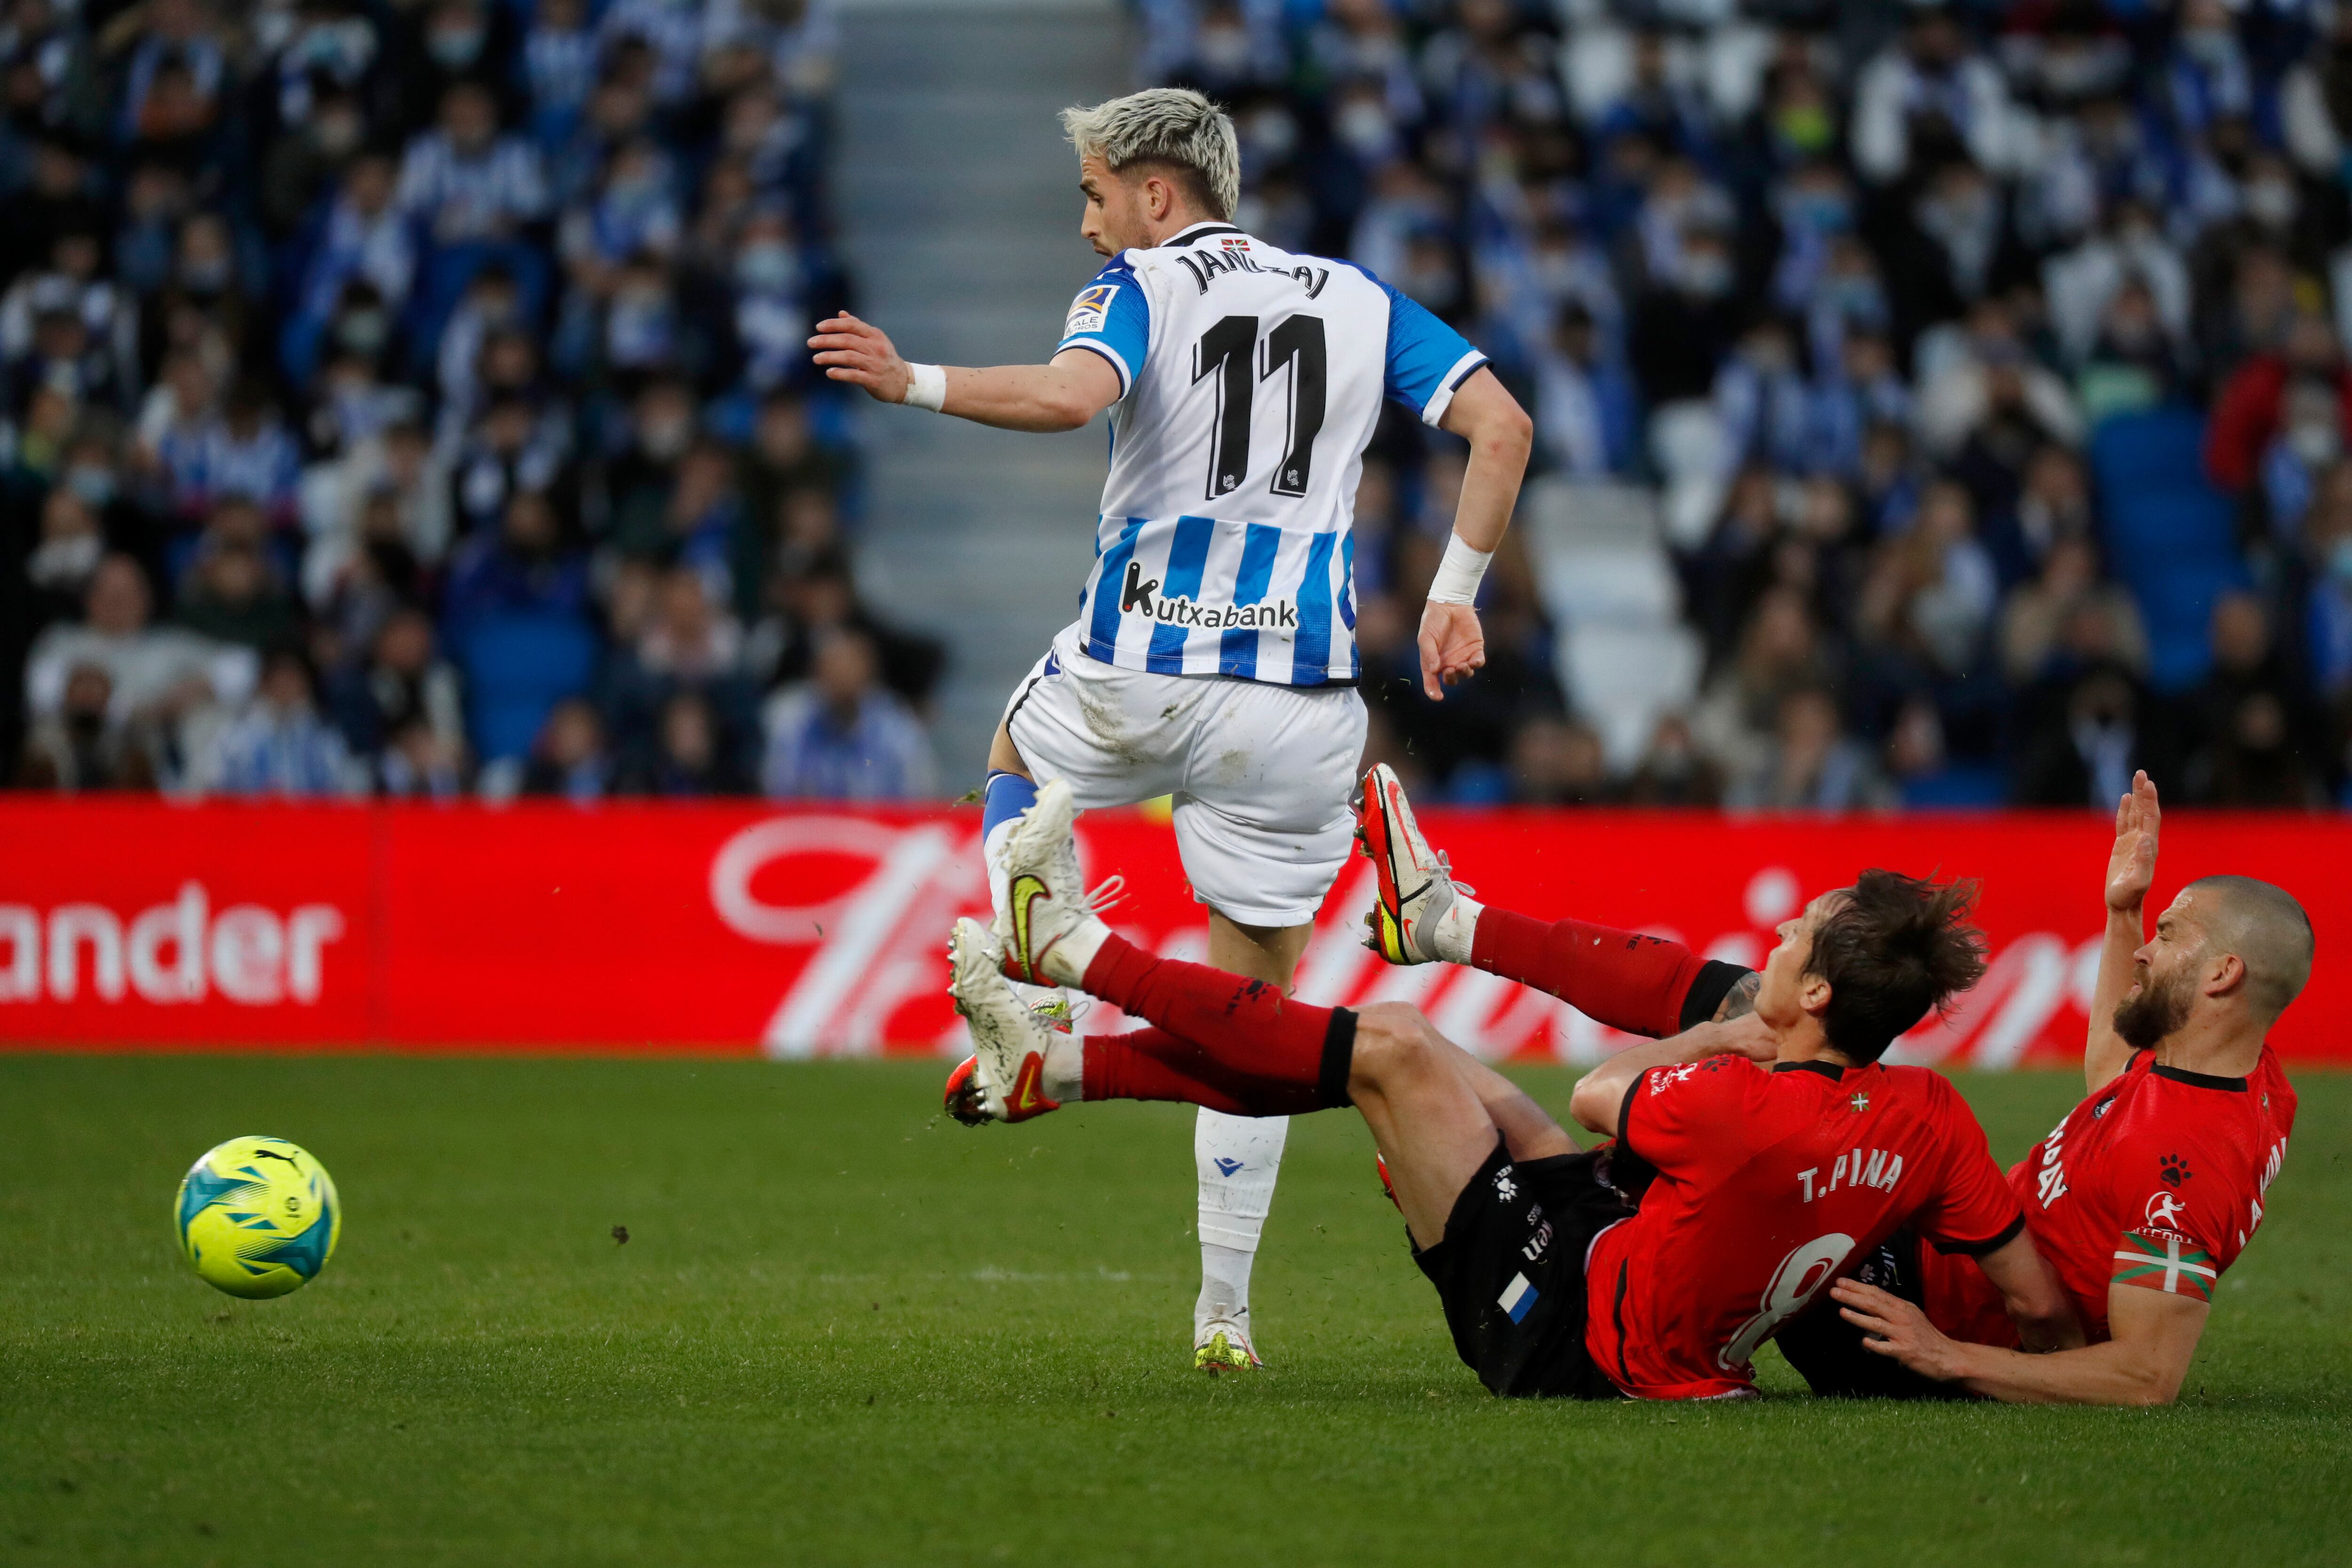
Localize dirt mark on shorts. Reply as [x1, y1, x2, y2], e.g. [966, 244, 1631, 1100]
[1077, 684, 1149, 770]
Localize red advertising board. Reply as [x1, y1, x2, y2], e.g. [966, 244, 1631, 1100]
[0, 798, 2341, 1064]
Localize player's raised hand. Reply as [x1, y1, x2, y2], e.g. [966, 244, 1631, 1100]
[808, 313, 911, 403]
[1832, 1278, 1966, 1382]
[2105, 769, 2161, 914]
[1415, 602, 1486, 701]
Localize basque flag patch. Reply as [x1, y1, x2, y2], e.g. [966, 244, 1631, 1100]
[1498, 1272, 1538, 1324]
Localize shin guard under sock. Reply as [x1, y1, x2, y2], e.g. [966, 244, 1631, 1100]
[1469, 909, 1748, 1037]
[1080, 934, 1355, 1108]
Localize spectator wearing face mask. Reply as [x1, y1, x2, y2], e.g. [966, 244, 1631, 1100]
[190, 645, 365, 798]
[1850, 9, 2031, 187]
[2015, 663, 2167, 809]
[398, 80, 549, 336]
[258, 83, 370, 238]
[1533, 302, 1639, 479]
[1876, 161, 2036, 358]
[599, 0, 709, 108]
[2043, 199, 2193, 371]
[522, 0, 597, 151]
[1628, 227, 1742, 407]
[397, 0, 520, 134]
[287, 155, 417, 383]
[2206, 311, 2352, 504]
[23, 487, 106, 639]
[723, 207, 812, 395]
[17, 661, 159, 790]
[0, 229, 139, 410]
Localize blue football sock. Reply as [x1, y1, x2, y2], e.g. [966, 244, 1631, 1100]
[981, 770, 1039, 840]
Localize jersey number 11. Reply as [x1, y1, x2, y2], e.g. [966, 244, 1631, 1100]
[1192, 314, 1327, 501]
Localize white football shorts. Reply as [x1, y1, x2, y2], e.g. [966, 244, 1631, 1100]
[1001, 623, 1368, 928]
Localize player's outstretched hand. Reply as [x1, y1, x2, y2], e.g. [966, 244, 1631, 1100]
[1832, 1278, 1965, 1382]
[1416, 602, 1486, 701]
[2105, 769, 2161, 914]
[808, 313, 911, 403]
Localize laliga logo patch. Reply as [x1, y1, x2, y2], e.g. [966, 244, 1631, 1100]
[1064, 283, 1118, 337]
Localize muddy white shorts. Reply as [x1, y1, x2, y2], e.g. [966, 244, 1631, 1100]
[1001, 623, 1368, 928]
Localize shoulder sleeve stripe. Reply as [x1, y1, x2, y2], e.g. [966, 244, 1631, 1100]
[1055, 339, 1132, 398]
[1928, 1210, 2027, 1257]
[1421, 349, 1490, 427]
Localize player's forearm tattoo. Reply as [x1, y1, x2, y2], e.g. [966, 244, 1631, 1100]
[1713, 971, 1761, 1023]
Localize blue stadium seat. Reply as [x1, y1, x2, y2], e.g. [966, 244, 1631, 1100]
[454, 613, 599, 763]
[2090, 410, 2249, 692]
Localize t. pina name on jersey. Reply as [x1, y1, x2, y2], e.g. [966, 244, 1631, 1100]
[1173, 247, 1331, 299]
[1121, 560, 1298, 629]
[1796, 1148, 1904, 1202]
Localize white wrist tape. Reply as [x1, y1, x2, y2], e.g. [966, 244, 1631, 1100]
[1426, 533, 1493, 605]
[900, 362, 947, 412]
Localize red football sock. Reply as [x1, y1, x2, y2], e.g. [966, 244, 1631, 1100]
[1470, 909, 1710, 1038]
[1080, 1027, 1312, 1117]
[1079, 934, 1351, 1109]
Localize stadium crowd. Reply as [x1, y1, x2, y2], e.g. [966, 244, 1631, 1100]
[0, 0, 953, 803]
[1143, 0, 2352, 810]
[9, 1, 2352, 813]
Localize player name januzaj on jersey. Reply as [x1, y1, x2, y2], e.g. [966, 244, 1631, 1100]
[1170, 244, 1331, 298]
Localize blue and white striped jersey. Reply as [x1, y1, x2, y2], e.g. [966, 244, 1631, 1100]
[1056, 222, 1487, 688]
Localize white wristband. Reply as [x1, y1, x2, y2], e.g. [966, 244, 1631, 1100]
[1426, 533, 1493, 605]
[899, 361, 946, 412]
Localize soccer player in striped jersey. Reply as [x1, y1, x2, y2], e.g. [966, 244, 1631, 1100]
[1356, 764, 2307, 1405]
[810, 88, 1534, 1372]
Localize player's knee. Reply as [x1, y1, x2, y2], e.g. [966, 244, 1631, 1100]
[1348, 1003, 1444, 1092]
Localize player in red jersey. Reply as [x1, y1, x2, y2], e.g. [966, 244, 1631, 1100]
[1354, 763, 2307, 1405]
[944, 779, 2077, 1400]
[1824, 773, 2307, 1404]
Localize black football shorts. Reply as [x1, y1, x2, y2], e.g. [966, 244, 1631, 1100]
[1410, 1136, 1632, 1400]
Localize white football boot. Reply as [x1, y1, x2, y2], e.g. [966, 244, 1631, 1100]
[1354, 762, 1469, 965]
[943, 918, 1061, 1124]
[1193, 1316, 1263, 1374]
[994, 778, 1112, 991]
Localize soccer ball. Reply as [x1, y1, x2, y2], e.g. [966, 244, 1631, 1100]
[175, 1136, 341, 1299]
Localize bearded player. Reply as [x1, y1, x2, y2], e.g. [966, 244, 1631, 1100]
[942, 780, 2075, 1400]
[809, 88, 1533, 1372]
[1356, 764, 2304, 1404]
[1820, 773, 2304, 1403]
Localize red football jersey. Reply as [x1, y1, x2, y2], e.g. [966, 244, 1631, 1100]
[1584, 1056, 2024, 1400]
[1920, 1048, 2298, 1346]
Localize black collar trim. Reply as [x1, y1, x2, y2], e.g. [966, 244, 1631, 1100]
[2152, 1063, 2248, 1091]
[1166, 223, 1244, 248]
[1774, 1060, 1847, 1080]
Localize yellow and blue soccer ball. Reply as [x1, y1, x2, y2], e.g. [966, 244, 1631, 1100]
[174, 1137, 341, 1299]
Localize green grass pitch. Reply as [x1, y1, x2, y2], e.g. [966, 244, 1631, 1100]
[2, 1056, 2346, 1567]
